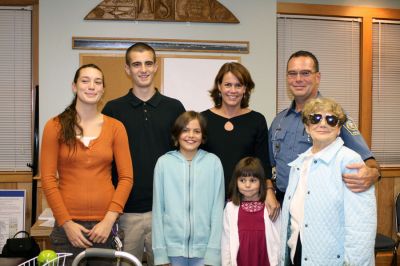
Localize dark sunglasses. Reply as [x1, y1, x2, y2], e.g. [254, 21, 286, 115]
[308, 114, 339, 127]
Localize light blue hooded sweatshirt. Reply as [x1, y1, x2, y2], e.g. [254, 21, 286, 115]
[152, 149, 225, 266]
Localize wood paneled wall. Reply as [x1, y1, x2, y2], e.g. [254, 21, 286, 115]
[377, 173, 400, 238]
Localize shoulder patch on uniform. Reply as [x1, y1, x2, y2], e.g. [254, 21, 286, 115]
[343, 116, 360, 136]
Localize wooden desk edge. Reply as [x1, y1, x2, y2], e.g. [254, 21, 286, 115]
[31, 220, 53, 237]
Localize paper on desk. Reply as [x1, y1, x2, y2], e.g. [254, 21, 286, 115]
[40, 219, 55, 227]
[38, 208, 53, 220]
[38, 208, 55, 227]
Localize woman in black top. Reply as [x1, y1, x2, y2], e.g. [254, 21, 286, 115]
[201, 62, 280, 220]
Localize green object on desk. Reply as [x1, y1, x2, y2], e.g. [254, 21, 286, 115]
[37, 249, 58, 266]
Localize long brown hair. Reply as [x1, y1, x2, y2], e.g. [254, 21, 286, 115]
[57, 64, 104, 150]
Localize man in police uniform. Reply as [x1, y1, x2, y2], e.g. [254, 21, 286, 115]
[268, 50, 380, 205]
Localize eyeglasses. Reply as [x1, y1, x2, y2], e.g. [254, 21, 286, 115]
[287, 70, 316, 79]
[308, 113, 339, 127]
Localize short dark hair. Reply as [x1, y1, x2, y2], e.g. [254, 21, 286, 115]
[287, 50, 319, 72]
[171, 111, 207, 148]
[209, 62, 255, 108]
[229, 157, 266, 205]
[125, 42, 156, 65]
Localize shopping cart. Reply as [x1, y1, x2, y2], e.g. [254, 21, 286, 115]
[17, 253, 73, 266]
[71, 248, 142, 266]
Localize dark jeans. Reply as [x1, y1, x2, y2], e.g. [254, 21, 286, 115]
[276, 188, 285, 206]
[50, 221, 117, 266]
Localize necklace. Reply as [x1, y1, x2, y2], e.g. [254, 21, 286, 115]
[224, 120, 234, 131]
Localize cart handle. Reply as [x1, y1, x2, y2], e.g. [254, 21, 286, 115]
[71, 248, 143, 266]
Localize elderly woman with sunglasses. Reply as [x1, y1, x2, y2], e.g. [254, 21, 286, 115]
[279, 98, 376, 266]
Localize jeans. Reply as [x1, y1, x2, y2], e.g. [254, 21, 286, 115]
[169, 257, 205, 266]
[50, 221, 116, 266]
[276, 188, 285, 206]
[119, 212, 154, 266]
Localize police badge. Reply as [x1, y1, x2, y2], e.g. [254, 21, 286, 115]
[343, 116, 360, 136]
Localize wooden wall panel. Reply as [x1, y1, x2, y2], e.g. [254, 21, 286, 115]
[378, 168, 400, 238]
[79, 53, 161, 111]
[376, 177, 396, 237]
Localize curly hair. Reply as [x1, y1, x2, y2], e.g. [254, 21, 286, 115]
[301, 97, 347, 126]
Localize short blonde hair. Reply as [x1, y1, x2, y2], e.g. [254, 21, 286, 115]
[302, 97, 346, 126]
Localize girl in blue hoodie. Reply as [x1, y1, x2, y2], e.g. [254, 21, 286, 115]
[152, 111, 225, 266]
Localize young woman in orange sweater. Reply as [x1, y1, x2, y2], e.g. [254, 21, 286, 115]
[40, 64, 133, 265]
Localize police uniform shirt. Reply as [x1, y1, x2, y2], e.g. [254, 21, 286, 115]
[268, 96, 374, 192]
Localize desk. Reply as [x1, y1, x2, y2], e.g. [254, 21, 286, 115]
[0, 257, 25, 266]
[30, 220, 53, 250]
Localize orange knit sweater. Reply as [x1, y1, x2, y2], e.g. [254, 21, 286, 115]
[40, 115, 133, 226]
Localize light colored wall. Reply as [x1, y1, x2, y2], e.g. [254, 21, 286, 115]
[39, 0, 276, 136]
[39, 0, 400, 137]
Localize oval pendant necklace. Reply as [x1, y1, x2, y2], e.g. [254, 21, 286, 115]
[224, 120, 234, 131]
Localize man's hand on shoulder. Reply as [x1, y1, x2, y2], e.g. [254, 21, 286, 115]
[342, 158, 380, 193]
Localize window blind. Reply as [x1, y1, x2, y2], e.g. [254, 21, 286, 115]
[277, 15, 360, 126]
[0, 8, 32, 171]
[372, 21, 400, 165]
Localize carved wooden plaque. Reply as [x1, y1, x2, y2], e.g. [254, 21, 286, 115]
[85, 0, 239, 23]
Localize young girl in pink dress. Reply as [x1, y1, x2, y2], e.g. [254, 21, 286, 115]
[221, 157, 280, 266]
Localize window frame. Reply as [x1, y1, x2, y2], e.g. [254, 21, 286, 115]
[277, 2, 400, 175]
[277, 14, 361, 127]
[0, 0, 38, 178]
[371, 20, 400, 166]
